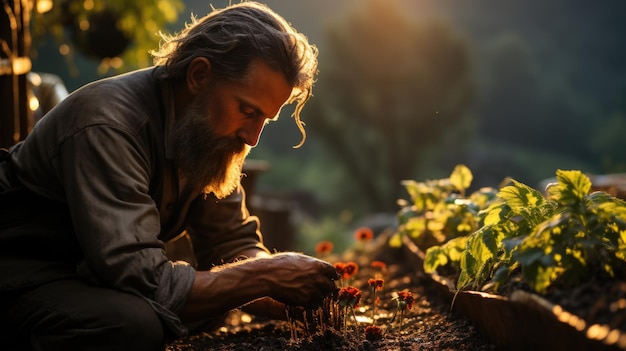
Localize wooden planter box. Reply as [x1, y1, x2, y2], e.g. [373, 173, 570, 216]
[400, 236, 626, 351]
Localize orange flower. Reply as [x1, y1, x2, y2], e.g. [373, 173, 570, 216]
[334, 261, 359, 280]
[334, 262, 346, 275]
[315, 241, 334, 255]
[370, 260, 387, 270]
[368, 278, 384, 291]
[354, 227, 374, 241]
[397, 290, 415, 310]
[337, 286, 362, 308]
[342, 261, 359, 279]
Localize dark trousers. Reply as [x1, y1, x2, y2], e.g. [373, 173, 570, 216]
[0, 278, 165, 351]
[0, 188, 166, 350]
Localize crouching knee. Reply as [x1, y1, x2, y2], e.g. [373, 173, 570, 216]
[31, 293, 165, 351]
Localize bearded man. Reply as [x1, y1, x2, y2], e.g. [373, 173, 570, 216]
[0, 2, 338, 350]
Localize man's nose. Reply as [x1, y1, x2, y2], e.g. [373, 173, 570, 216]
[237, 120, 266, 147]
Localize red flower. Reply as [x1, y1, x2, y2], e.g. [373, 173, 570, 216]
[364, 325, 383, 341]
[396, 290, 415, 310]
[334, 261, 359, 280]
[342, 261, 359, 279]
[370, 260, 387, 271]
[315, 241, 334, 255]
[368, 278, 384, 291]
[334, 262, 346, 275]
[354, 227, 374, 241]
[337, 286, 362, 308]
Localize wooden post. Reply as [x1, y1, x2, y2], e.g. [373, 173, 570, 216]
[1, 0, 32, 149]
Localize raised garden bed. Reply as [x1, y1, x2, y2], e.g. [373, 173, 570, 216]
[394, 165, 626, 351]
[402, 235, 626, 351]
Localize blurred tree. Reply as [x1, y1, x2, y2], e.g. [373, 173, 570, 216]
[30, 0, 183, 74]
[1, 0, 183, 148]
[307, 0, 473, 212]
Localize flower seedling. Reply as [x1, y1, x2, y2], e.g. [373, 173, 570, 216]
[353, 227, 374, 254]
[354, 227, 374, 242]
[337, 286, 362, 331]
[367, 278, 384, 322]
[390, 290, 414, 330]
[334, 261, 359, 286]
[315, 240, 334, 258]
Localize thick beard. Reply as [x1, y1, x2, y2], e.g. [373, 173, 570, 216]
[171, 98, 250, 199]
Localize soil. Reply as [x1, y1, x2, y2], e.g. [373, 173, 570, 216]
[164, 238, 499, 351]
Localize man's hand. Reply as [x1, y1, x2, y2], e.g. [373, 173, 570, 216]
[259, 252, 338, 308]
[180, 252, 338, 323]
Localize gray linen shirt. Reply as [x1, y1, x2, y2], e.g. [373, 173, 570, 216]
[0, 67, 269, 335]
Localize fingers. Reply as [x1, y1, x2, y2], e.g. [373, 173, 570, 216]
[268, 253, 339, 307]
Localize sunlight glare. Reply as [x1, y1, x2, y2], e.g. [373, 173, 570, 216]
[36, 0, 53, 14]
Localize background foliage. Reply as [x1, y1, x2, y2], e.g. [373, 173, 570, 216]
[30, 0, 626, 236]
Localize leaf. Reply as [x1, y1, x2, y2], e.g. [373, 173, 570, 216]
[405, 217, 426, 238]
[547, 170, 591, 205]
[424, 246, 448, 273]
[492, 265, 510, 288]
[526, 264, 559, 294]
[389, 233, 403, 248]
[467, 227, 497, 264]
[514, 247, 546, 267]
[502, 237, 523, 254]
[450, 164, 473, 192]
[457, 251, 477, 290]
[484, 205, 504, 226]
[498, 179, 545, 213]
[423, 236, 468, 274]
[397, 206, 418, 225]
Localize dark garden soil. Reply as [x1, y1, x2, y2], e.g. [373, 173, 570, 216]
[164, 237, 499, 351]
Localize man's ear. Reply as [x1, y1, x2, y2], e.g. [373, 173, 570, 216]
[186, 57, 212, 95]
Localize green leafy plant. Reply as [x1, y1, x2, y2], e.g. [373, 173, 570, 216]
[423, 169, 626, 295]
[391, 164, 499, 253]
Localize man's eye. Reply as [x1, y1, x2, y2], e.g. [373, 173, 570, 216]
[241, 107, 256, 118]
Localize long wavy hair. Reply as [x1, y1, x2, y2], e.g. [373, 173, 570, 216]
[151, 1, 318, 147]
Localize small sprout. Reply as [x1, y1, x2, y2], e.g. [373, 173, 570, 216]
[364, 325, 384, 341]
